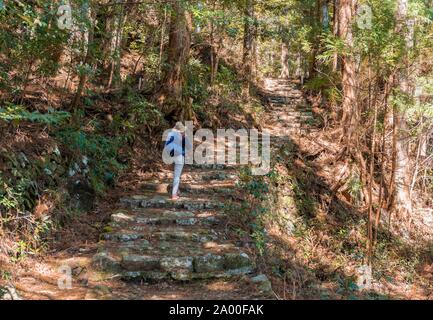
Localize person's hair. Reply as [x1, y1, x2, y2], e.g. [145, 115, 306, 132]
[174, 122, 186, 132]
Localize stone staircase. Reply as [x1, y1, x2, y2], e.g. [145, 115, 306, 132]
[92, 162, 255, 282]
[262, 78, 312, 137]
[92, 78, 308, 287]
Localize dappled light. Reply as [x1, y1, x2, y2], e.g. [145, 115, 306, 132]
[1, 0, 432, 302]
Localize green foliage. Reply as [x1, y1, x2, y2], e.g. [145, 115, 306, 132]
[335, 274, 359, 296]
[215, 65, 242, 96]
[56, 126, 126, 194]
[240, 175, 269, 201]
[291, 177, 316, 218]
[0, 1, 70, 89]
[185, 57, 210, 103]
[0, 270, 12, 282]
[235, 166, 275, 255]
[0, 151, 42, 213]
[0, 104, 70, 125]
[304, 75, 333, 91]
[113, 94, 164, 138]
[347, 172, 363, 206]
[317, 34, 346, 64]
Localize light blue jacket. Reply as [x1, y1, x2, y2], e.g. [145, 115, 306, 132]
[165, 130, 192, 157]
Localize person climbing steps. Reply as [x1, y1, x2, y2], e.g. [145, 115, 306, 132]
[164, 122, 192, 200]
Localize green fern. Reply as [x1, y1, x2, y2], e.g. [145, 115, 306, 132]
[0, 104, 70, 125]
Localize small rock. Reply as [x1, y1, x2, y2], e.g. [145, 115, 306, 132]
[285, 219, 296, 236]
[92, 252, 120, 272]
[53, 146, 61, 157]
[154, 196, 167, 205]
[67, 180, 95, 211]
[251, 274, 273, 294]
[18, 152, 29, 168]
[111, 212, 134, 223]
[251, 274, 268, 283]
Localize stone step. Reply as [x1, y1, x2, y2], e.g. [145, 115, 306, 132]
[120, 195, 224, 210]
[191, 163, 237, 170]
[267, 94, 302, 101]
[100, 238, 239, 256]
[109, 209, 222, 228]
[103, 225, 224, 243]
[139, 182, 236, 195]
[276, 115, 301, 121]
[199, 171, 238, 182]
[152, 170, 239, 182]
[277, 121, 302, 128]
[274, 111, 300, 117]
[268, 98, 289, 104]
[93, 242, 255, 281]
[270, 91, 302, 96]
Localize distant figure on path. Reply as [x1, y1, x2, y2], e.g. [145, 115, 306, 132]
[165, 122, 192, 200]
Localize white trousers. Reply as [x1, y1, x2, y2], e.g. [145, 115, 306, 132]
[172, 155, 184, 196]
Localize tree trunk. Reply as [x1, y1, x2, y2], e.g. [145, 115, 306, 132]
[322, 0, 330, 29]
[242, 0, 256, 98]
[391, 0, 413, 217]
[209, 1, 217, 85]
[18, 60, 34, 105]
[72, 8, 95, 109]
[158, 6, 168, 79]
[296, 51, 304, 84]
[332, 0, 339, 72]
[154, 1, 192, 120]
[280, 41, 290, 79]
[107, 1, 127, 88]
[339, 0, 358, 146]
[309, 0, 322, 78]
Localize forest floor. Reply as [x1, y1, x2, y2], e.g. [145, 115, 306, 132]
[1, 78, 432, 300]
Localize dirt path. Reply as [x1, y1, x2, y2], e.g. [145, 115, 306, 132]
[4, 79, 306, 300]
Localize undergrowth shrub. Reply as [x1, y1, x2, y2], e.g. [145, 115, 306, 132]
[186, 57, 210, 104]
[0, 105, 70, 214]
[55, 125, 126, 195]
[0, 104, 127, 258]
[214, 65, 242, 97]
[120, 93, 165, 136]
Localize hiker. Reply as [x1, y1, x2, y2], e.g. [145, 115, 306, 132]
[164, 122, 193, 200]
